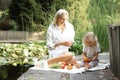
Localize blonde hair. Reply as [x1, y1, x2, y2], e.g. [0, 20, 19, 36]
[51, 9, 69, 25]
[82, 32, 98, 48]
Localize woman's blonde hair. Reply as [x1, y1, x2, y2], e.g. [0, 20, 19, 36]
[82, 32, 98, 47]
[51, 9, 69, 25]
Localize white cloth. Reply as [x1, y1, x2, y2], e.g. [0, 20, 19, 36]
[30, 62, 110, 74]
[46, 21, 75, 58]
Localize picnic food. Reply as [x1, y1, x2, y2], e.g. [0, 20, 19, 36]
[60, 62, 66, 69]
[60, 62, 66, 66]
[60, 64, 65, 69]
[83, 57, 89, 62]
[50, 63, 60, 69]
[67, 64, 73, 70]
[49, 62, 74, 70]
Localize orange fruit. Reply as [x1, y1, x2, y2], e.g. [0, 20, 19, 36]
[84, 57, 89, 62]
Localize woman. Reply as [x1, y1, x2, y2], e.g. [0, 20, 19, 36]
[46, 9, 80, 68]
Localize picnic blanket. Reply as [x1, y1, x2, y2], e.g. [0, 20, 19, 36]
[30, 62, 110, 74]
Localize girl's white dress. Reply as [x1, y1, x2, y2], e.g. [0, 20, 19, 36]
[83, 44, 101, 59]
[46, 22, 75, 58]
[79, 44, 101, 67]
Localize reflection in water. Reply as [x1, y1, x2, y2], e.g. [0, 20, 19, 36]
[0, 64, 33, 80]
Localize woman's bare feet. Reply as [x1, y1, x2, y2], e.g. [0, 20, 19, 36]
[65, 59, 80, 68]
[74, 63, 80, 68]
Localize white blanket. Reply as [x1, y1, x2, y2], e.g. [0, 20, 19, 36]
[30, 63, 110, 74]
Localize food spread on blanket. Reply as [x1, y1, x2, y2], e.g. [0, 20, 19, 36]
[50, 63, 60, 69]
[50, 62, 73, 70]
[30, 62, 110, 74]
[66, 64, 73, 70]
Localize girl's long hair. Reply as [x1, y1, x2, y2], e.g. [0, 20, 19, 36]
[82, 32, 99, 48]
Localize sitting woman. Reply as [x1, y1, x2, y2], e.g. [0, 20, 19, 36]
[79, 32, 101, 69]
[46, 9, 80, 68]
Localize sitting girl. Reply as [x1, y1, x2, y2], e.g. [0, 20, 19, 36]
[79, 32, 101, 69]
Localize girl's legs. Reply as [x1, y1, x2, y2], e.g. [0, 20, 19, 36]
[73, 60, 99, 68]
[89, 61, 99, 67]
[85, 61, 99, 68]
[78, 61, 85, 67]
[85, 62, 90, 68]
[77, 61, 91, 68]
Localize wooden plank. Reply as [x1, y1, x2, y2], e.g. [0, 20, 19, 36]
[117, 26, 120, 79]
[0, 31, 45, 43]
[108, 24, 120, 80]
[0, 31, 29, 43]
[107, 25, 114, 73]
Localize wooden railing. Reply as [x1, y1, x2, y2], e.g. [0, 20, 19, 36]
[0, 31, 45, 43]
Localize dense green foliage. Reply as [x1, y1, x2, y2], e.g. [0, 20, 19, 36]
[9, 0, 43, 31]
[0, 0, 12, 10]
[0, 41, 48, 66]
[69, 40, 82, 55]
[35, 0, 54, 11]
[0, 0, 120, 54]
[88, 0, 120, 51]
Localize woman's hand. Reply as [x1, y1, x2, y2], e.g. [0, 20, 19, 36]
[54, 41, 73, 48]
[64, 41, 73, 46]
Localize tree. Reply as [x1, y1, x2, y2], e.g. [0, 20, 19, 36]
[35, 0, 54, 11]
[9, 0, 42, 31]
[0, 0, 12, 10]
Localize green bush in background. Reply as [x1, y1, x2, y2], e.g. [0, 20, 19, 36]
[69, 40, 82, 55]
[88, 0, 120, 51]
[0, 0, 120, 54]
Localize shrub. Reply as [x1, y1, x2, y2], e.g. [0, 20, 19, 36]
[69, 40, 82, 55]
[0, 41, 48, 66]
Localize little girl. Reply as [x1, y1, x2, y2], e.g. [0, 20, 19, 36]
[79, 32, 101, 69]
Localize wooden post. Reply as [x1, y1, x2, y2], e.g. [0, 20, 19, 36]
[107, 24, 120, 79]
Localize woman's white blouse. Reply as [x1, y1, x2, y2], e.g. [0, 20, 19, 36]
[46, 22, 75, 58]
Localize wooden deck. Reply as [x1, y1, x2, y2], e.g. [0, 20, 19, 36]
[17, 52, 118, 80]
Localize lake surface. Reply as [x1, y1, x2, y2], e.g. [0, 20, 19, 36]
[0, 64, 33, 80]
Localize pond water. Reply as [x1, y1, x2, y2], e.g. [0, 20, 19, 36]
[0, 64, 33, 80]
